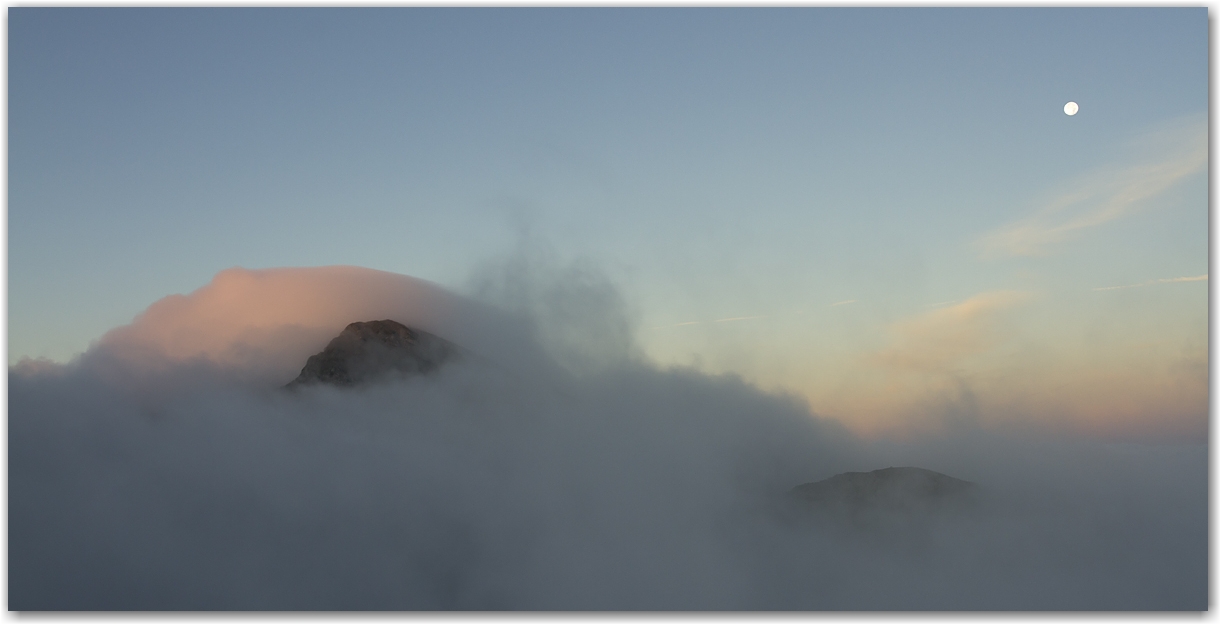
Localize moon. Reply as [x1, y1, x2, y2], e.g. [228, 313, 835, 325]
[1064, 101, 1079, 116]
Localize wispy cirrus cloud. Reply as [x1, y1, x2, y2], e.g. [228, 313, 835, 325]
[1161, 274, 1209, 283]
[872, 291, 1033, 372]
[650, 315, 767, 329]
[714, 315, 767, 323]
[1093, 274, 1208, 291]
[975, 115, 1206, 258]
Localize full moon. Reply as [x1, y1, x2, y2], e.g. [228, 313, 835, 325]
[1064, 101, 1079, 115]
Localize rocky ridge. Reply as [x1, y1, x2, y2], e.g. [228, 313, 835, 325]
[286, 319, 459, 388]
[791, 466, 976, 511]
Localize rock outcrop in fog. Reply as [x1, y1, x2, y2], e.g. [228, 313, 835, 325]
[287, 320, 459, 387]
[791, 467, 976, 511]
[788, 467, 978, 535]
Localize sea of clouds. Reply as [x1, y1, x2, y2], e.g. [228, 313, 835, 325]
[9, 251, 1207, 610]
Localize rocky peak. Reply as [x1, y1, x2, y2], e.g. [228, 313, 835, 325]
[791, 467, 976, 511]
[286, 320, 459, 388]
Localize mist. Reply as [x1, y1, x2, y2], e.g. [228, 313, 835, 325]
[8, 255, 1206, 610]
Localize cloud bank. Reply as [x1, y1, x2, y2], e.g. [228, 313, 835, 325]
[9, 262, 1206, 610]
[84, 265, 553, 387]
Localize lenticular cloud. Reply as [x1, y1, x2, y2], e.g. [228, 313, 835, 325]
[84, 265, 545, 385]
[9, 265, 1206, 610]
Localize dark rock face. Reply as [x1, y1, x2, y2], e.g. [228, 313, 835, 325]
[792, 467, 975, 511]
[286, 320, 459, 388]
[787, 467, 978, 538]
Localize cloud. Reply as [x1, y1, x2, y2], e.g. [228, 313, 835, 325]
[647, 315, 767, 329]
[8, 263, 1205, 609]
[1093, 274, 1208, 291]
[975, 115, 1206, 258]
[872, 291, 1033, 372]
[1160, 274, 1209, 283]
[85, 265, 552, 386]
[829, 300, 857, 307]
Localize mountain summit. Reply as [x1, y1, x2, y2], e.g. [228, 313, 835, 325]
[785, 467, 980, 543]
[787, 467, 978, 537]
[791, 467, 975, 511]
[286, 320, 459, 387]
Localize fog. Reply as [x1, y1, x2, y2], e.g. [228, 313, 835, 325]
[9, 256, 1207, 610]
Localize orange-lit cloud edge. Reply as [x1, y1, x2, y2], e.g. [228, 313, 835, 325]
[809, 290, 1206, 443]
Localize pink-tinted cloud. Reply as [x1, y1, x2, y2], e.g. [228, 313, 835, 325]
[90, 266, 522, 383]
[872, 291, 1033, 372]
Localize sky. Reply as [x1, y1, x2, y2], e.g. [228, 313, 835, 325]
[9, 8, 1209, 441]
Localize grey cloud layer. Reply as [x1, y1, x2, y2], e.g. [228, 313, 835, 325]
[8, 257, 1206, 610]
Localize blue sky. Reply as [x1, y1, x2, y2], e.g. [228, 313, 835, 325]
[9, 8, 1208, 438]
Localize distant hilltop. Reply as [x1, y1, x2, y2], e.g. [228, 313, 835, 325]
[286, 320, 460, 388]
[791, 466, 976, 513]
